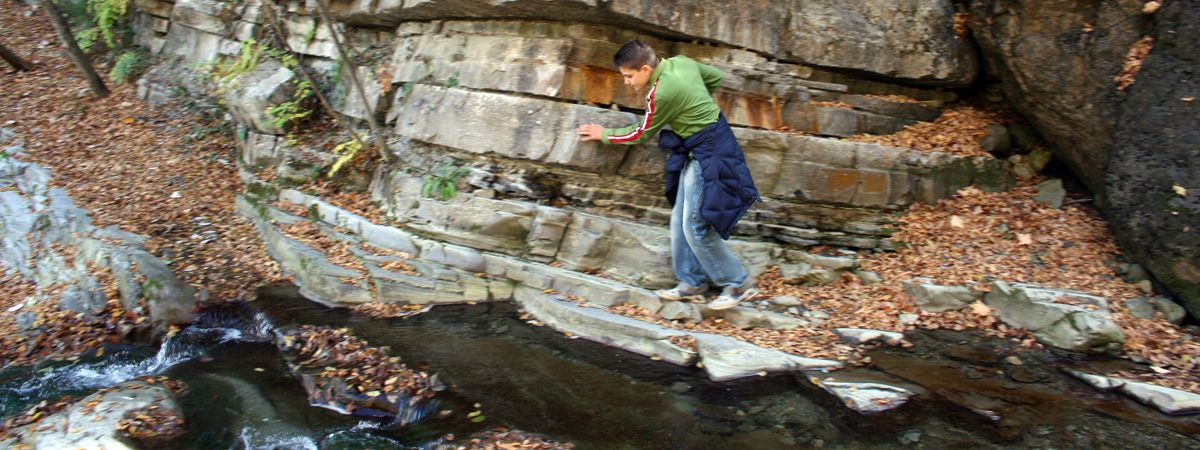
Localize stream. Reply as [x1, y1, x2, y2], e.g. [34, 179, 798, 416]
[1, 284, 1197, 449]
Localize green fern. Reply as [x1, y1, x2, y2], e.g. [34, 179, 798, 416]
[108, 50, 145, 84]
[421, 162, 470, 200]
[213, 39, 265, 86]
[90, 0, 129, 49]
[75, 28, 101, 52]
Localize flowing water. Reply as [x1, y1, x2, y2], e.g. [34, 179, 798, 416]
[1, 284, 1197, 449]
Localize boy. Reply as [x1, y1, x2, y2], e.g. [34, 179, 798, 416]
[576, 40, 760, 310]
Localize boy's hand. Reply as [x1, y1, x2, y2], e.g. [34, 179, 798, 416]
[576, 124, 604, 142]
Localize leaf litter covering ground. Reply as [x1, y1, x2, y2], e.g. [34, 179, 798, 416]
[616, 184, 1199, 393]
[0, 3, 281, 360]
[848, 105, 1004, 157]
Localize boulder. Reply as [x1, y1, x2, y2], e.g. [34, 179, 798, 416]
[1105, 2, 1200, 320]
[980, 124, 1012, 156]
[1124, 296, 1187, 325]
[967, 0, 1143, 195]
[1033, 178, 1066, 209]
[701, 306, 809, 330]
[902, 279, 979, 313]
[770, 295, 803, 307]
[222, 59, 298, 135]
[659, 300, 703, 322]
[984, 281, 1124, 354]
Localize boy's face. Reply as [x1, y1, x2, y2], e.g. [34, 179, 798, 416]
[619, 64, 655, 93]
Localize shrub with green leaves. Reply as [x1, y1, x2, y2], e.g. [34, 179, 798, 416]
[328, 137, 365, 177]
[265, 79, 314, 130]
[75, 0, 130, 52]
[108, 49, 146, 84]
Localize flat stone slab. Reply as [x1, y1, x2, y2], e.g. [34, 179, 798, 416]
[701, 306, 809, 330]
[834, 328, 904, 346]
[691, 333, 841, 382]
[903, 278, 979, 313]
[814, 378, 915, 414]
[513, 286, 695, 366]
[1065, 370, 1200, 415]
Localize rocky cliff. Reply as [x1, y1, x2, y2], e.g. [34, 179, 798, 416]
[127, 0, 1194, 317]
[967, 0, 1200, 318]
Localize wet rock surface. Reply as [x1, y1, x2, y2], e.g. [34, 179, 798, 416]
[0, 380, 185, 450]
[866, 330, 1200, 444]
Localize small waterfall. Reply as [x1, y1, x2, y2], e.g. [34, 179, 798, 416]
[10, 305, 277, 395]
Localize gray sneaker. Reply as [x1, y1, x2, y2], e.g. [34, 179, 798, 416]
[655, 282, 709, 302]
[708, 279, 758, 310]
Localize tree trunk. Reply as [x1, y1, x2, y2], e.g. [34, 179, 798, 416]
[0, 42, 33, 71]
[40, 0, 108, 98]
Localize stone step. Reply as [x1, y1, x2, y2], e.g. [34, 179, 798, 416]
[250, 186, 857, 331]
[512, 286, 842, 381]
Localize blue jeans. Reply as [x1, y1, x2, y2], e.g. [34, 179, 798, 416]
[671, 160, 749, 288]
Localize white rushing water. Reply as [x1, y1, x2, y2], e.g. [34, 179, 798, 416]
[12, 310, 277, 395]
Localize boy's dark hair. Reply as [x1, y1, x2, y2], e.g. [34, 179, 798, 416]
[613, 40, 658, 70]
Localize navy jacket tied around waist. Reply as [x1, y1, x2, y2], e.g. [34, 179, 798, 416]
[660, 115, 760, 240]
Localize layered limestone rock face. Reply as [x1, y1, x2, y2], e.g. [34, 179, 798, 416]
[327, 0, 978, 86]
[131, 0, 1018, 297]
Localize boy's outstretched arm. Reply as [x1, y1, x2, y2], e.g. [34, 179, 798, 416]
[576, 83, 675, 145]
[577, 124, 605, 141]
